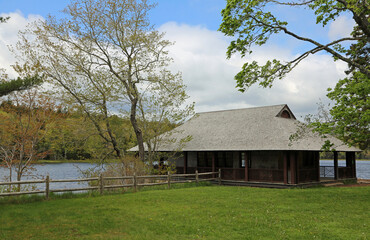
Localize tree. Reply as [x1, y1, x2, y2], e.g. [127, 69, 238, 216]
[0, 90, 61, 187]
[0, 75, 43, 97]
[0, 18, 43, 97]
[15, 0, 186, 161]
[137, 70, 194, 172]
[308, 71, 369, 150]
[219, 0, 369, 90]
[219, 0, 369, 150]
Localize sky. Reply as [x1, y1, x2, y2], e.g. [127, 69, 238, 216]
[0, 0, 355, 119]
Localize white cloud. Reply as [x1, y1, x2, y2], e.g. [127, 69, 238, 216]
[0, 14, 346, 119]
[159, 22, 346, 118]
[0, 11, 43, 78]
[328, 15, 355, 41]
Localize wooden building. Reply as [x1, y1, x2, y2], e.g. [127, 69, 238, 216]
[133, 105, 360, 185]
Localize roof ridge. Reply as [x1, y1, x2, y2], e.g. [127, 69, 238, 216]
[196, 104, 287, 115]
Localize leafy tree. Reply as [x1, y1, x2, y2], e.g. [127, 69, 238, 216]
[219, 0, 369, 90]
[0, 18, 43, 97]
[308, 71, 369, 150]
[0, 16, 9, 23]
[219, 0, 369, 150]
[0, 90, 62, 186]
[16, 0, 189, 161]
[137, 70, 194, 171]
[0, 75, 43, 97]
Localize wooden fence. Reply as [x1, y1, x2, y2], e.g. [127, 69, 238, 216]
[0, 170, 221, 199]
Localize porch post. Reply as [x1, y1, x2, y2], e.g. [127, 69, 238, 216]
[334, 151, 338, 180]
[183, 151, 187, 174]
[283, 152, 288, 184]
[352, 152, 356, 179]
[290, 152, 296, 184]
[212, 152, 215, 177]
[244, 151, 249, 182]
[316, 152, 320, 182]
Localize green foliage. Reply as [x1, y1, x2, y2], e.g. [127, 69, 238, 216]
[220, 0, 369, 151]
[0, 16, 9, 23]
[0, 186, 369, 239]
[0, 75, 43, 97]
[310, 71, 369, 150]
[219, 0, 370, 90]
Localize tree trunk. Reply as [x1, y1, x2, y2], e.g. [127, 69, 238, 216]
[130, 97, 145, 162]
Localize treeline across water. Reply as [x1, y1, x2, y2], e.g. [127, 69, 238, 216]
[320, 151, 369, 160]
[0, 101, 176, 162]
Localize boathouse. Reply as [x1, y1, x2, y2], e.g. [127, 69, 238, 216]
[135, 104, 360, 186]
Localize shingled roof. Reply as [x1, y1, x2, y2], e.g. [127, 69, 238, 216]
[132, 104, 360, 152]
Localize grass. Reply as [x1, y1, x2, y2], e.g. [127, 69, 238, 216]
[1, 185, 369, 240]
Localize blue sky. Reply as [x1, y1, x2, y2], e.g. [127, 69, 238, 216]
[0, 0, 354, 117]
[0, 0, 225, 30]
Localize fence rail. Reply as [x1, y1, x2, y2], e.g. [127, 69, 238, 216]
[0, 170, 221, 199]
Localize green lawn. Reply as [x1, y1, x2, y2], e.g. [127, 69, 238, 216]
[1, 185, 369, 240]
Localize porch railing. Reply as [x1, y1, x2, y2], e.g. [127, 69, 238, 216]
[320, 166, 334, 178]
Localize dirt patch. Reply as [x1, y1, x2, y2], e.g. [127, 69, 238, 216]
[337, 179, 370, 187]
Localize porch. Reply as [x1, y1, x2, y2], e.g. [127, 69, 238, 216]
[175, 150, 357, 185]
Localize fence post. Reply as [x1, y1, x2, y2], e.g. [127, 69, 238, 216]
[99, 174, 104, 195]
[167, 171, 171, 189]
[45, 175, 50, 200]
[196, 170, 199, 183]
[218, 169, 221, 185]
[133, 173, 137, 192]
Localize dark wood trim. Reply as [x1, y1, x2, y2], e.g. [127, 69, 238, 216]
[352, 152, 356, 178]
[283, 152, 288, 184]
[290, 152, 296, 184]
[212, 152, 215, 177]
[334, 151, 338, 180]
[184, 151, 187, 174]
[316, 152, 320, 182]
[245, 151, 249, 182]
[296, 152, 300, 184]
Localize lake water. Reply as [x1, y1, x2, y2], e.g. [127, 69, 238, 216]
[0, 163, 100, 191]
[320, 160, 370, 180]
[0, 161, 369, 190]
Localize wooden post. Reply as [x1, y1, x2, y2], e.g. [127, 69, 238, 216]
[352, 152, 356, 179]
[290, 152, 296, 184]
[334, 151, 338, 180]
[244, 151, 249, 182]
[316, 152, 320, 182]
[99, 174, 104, 195]
[133, 173, 137, 192]
[184, 151, 187, 174]
[218, 168, 221, 185]
[195, 170, 199, 183]
[283, 152, 288, 184]
[167, 171, 171, 189]
[212, 152, 215, 178]
[45, 175, 50, 200]
[296, 152, 300, 184]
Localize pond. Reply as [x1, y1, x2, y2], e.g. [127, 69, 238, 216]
[0, 163, 101, 191]
[0, 161, 369, 190]
[320, 160, 370, 180]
